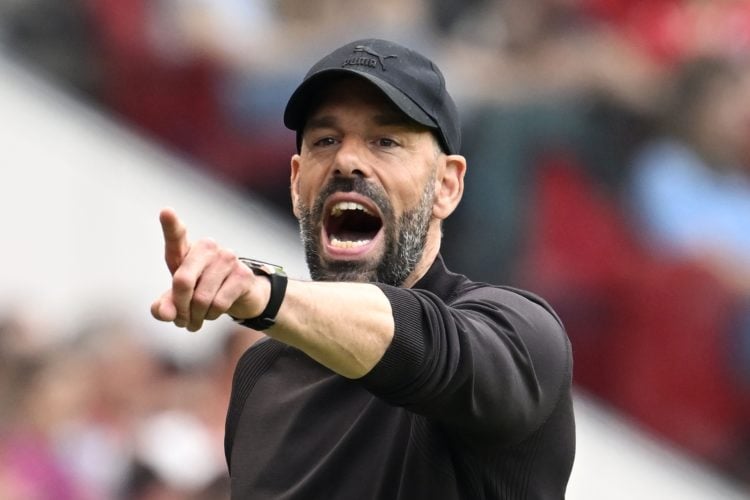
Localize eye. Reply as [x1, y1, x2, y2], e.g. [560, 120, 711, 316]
[376, 137, 398, 148]
[313, 136, 338, 148]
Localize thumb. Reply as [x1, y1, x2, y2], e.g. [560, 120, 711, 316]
[151, 289, 178, 322]
[159, 207, 190, 275]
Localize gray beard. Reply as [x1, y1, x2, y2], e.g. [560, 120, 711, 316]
[297, 174, 435, 287]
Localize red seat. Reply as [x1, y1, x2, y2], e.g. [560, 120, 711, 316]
[520, 154, 743, 464]
[83, 0, 292, 189]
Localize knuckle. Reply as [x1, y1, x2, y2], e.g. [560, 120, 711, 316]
[211, 296, 232, 312]
[191, 292, 212, 310]
[172, 272, 195, 292]
[219, 248, 237, 263]
[236, 262, 253, 278]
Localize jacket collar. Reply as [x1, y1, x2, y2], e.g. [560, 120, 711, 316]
[412, 254, 467, 302]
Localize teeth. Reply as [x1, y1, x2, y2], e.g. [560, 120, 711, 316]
[330, 201, 373, 217]
[331, 237, 371, 248]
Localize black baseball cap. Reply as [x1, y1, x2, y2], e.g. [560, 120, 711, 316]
[284, 39, 461, 154]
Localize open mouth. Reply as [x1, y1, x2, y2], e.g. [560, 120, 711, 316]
[323, 198, 383, 254]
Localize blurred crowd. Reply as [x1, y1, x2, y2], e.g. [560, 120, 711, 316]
[3, 0, 750, 494]
[0, 311, 262, 499]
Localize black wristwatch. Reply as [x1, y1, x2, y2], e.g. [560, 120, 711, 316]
[234, 258, 287, 331]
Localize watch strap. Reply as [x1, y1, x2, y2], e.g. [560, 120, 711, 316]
[235, 258, 287, 331]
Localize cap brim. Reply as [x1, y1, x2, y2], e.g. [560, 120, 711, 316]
[283, 68, 437, 132]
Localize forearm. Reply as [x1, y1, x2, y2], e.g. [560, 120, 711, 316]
[267, 280, 395, 379]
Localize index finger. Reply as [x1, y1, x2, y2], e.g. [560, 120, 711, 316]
[159, 207, 190, 275]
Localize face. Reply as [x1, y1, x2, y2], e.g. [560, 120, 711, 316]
[290, 78, 460, 286]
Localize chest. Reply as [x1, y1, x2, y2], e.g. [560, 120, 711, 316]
[228, 346, 462, 499]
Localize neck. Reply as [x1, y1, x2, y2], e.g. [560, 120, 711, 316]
[402, 220, 441, 288]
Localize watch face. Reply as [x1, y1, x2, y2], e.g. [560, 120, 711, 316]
[239, 258, 285, 277]
[258, 262, 278, 275]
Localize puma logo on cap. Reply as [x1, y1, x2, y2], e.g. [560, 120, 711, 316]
[342, 45, 398, 71]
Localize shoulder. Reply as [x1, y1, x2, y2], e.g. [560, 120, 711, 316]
[446, 278, 573, 387]
[440, 270, 566, 336]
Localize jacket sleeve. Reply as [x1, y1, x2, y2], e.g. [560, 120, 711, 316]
[358, 283, 572, 447]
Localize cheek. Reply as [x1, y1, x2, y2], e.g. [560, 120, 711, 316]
[393, 170, 434, 209]
[387, 187, 423, 220]
[294, 169, 323, 204]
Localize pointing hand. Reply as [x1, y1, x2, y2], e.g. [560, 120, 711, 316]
[151, 208, 270, 332]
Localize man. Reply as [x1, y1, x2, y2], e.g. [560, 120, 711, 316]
[152, 39, 575, 499]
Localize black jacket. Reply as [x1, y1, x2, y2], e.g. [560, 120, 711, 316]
[225, 256, 575, 499]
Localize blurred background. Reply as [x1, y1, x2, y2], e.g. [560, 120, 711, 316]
[2, 0, 750, 498]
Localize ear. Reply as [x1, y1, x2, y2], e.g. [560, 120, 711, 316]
[432, 154, 466, 220]
[290, 154, 302, 219]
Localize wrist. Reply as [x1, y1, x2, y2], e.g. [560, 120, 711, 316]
[232, 258, 287, 331]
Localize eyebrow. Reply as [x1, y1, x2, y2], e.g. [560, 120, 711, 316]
[305, 115, 337, 131]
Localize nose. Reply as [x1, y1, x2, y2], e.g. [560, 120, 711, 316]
[332, 137, 372, 178]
